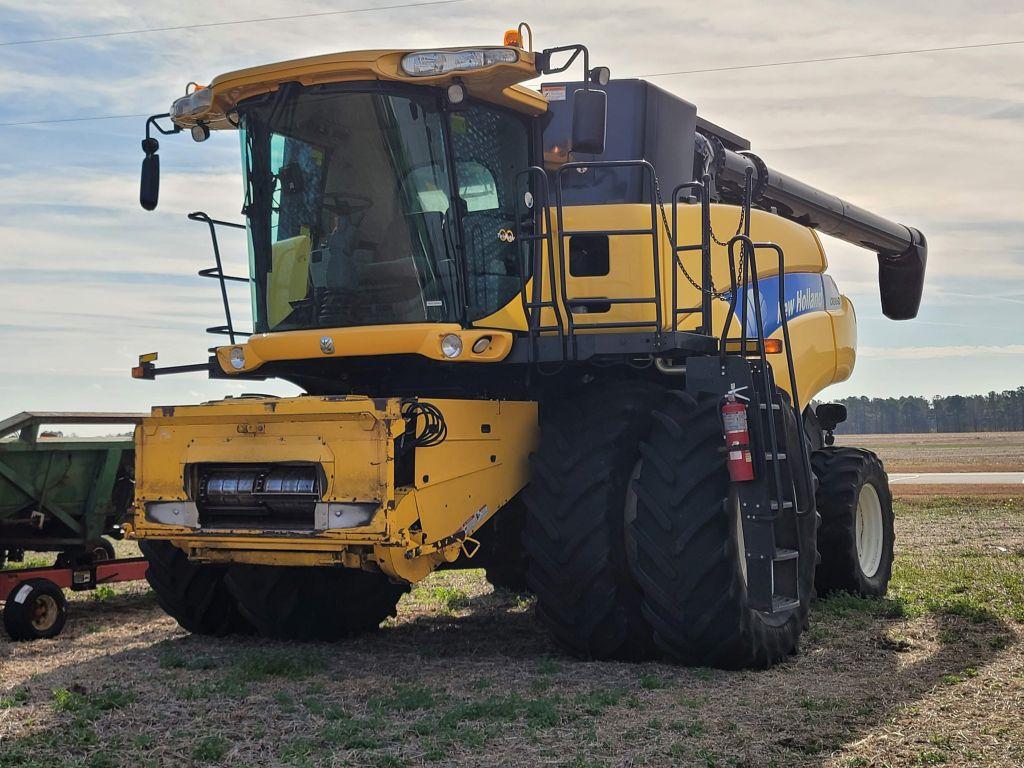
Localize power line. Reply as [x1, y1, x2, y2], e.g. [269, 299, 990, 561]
[639, 38, 1024, 78]
[4, 35, 1023, 128]
[0, 0, 468, 47]
[0, 113, 149, 127]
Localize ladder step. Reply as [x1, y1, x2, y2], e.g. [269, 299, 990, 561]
[769, 500, 794, 511]
[771, 596, 801, 613]
[773, 548, 799, 563]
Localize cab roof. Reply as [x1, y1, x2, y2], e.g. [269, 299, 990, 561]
[177, 46, 547, 130]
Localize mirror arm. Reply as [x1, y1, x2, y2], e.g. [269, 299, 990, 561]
[536, 44, 593, 90]
[145, 112, 181, 142]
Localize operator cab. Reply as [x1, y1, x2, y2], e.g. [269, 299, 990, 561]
[238, 83, 530, 332]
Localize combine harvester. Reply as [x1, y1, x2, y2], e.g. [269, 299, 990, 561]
[125, 26, 925, 667]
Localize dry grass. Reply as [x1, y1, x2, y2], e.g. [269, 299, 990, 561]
[837, 432, 1024, 473]
[1, 497, 1023, 768]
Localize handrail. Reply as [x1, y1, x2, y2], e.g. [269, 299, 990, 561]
[554, 159, 664, 359]
[514, 166, 565, 363]
[187, 211, 251, 344]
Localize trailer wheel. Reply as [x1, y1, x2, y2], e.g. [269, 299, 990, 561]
[139, 540, 250, 636]
[4, 578, 69, 641]
[224, 566, 409, 641]
[812, 447, 894, 597]
[523, 381, 661, 661]
[626, 390, 817, 669]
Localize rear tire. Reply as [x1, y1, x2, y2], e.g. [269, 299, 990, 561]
[626, 390, 817, 669]
[224, 566, 408, 641]
[812, 447, 894, 597]
[476, 495, 530, 593]
[523, 381, 660, 661]
[139, 540, 250, 636]
[4, 578, 68, 641]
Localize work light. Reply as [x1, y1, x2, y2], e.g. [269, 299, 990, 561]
[170, 86, 213, 120]
[401, 48, 518, 77]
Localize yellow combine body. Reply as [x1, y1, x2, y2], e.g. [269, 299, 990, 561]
[133, 395, 536, 582]
[130, 28, 924, 665]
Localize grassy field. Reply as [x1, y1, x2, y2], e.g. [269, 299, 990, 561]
[1, 495, 1023, 768]
[837, 432, 1024, 473]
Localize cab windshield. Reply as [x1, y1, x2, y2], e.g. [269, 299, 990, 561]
[238, 84, 529, 333]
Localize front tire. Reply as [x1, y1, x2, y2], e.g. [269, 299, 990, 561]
[139, 540, 250, 636]
[224, 566, 408, 641]
[626, 391, 817, 669]
[812, 447, 894, 597]
[523, 381, 661, 661]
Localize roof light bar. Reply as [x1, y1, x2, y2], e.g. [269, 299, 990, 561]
[170, 86, 213, 120]
[400, 48, 518, 77]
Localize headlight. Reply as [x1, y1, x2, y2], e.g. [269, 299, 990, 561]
[229, 346, 246, 370]
[401, 48, 518, 77]
[440, 334, 463, 359]
[170, 87, 213, 120]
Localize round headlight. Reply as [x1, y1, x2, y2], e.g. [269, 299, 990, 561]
[229, 347, 245, 370]
[446, 83, 466, 105]
[440, 334, 463, 359]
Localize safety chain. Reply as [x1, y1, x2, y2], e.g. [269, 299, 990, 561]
[652, 171, 746, 301]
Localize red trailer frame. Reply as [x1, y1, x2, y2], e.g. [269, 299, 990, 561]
[1, 558, 149, 640]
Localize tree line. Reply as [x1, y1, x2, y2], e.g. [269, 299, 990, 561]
[832, 388, 1024, 433]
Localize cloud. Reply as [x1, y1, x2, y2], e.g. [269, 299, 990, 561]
[859, 344, 1024, 360]
[2, 0, 1023, 407]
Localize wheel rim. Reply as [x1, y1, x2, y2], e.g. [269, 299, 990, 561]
[732, 490, 747, 586]
[855, 483, 884, 578]
[31, 595, 60, 631]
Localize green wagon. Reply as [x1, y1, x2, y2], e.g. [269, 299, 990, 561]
[0, 412, 142, 567]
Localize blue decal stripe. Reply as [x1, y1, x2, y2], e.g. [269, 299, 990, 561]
[725, 273, 827, 337]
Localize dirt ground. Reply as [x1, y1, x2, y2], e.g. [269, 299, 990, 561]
[837, 432, 1024, 473]
[1, 495, 1022, 768]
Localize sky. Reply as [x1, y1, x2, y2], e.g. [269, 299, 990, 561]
[1, 0, 1022, 418]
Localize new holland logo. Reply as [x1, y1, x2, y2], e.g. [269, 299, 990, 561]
[497, 228, 516, 243]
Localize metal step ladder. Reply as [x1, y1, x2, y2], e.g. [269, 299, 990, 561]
[686, 220, 814, 614]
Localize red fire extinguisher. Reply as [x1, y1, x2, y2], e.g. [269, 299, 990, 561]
[722, 394, 755, 482]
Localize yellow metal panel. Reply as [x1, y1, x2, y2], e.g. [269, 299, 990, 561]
[469, 202, 828, 337]
[766, 313, 838, 404]
[131, 394, 539, 585]
[134, 395, 398, 511]
[412, 399, 537, 543]
[214, 325, 515, 374]
[831, 295, 858, 384]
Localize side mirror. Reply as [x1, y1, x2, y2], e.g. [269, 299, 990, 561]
[815, 403, 848, 432]
[571, 88, 607, 155]
[140, 137, 160, 211]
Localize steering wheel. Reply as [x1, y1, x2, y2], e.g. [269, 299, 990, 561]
[322, 193, 373, 216]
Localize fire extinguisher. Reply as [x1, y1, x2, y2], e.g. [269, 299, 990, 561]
[722, 394, 755, 482]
